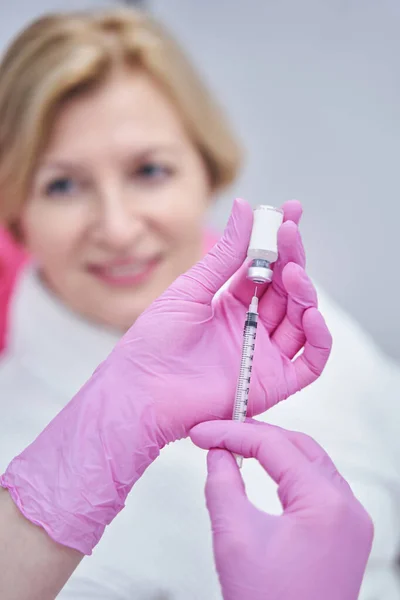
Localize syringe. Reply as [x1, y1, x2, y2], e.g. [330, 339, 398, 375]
[232, 292, 259, 468]
[232, 205, 283, 468]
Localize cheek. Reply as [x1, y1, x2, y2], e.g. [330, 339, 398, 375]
[151, 202, 207, 247]
[20, 204, 83, 267]
[149, 171, 210, 242]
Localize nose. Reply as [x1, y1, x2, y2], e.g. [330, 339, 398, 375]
[93, 193, 145, 251]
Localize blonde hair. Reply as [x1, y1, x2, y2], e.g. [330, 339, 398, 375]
[0, 8, 241, 230]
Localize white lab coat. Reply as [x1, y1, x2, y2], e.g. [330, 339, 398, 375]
[0, 266, 399, 599]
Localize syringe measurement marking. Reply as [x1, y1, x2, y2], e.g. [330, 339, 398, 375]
[233, 324, 257, 422]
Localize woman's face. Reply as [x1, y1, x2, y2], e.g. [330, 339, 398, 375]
[21, 69, 211, 330]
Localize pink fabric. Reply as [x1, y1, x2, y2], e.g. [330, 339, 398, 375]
[190, 419, 374, 600]
[1, 199, 332, 555]
[0, 228, 28, 353]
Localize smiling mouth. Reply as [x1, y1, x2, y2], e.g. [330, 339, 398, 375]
[89, 257, 162, 287]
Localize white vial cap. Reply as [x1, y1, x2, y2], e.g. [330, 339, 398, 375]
[247, 205, 284, 264]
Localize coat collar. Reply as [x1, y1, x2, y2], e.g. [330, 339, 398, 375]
[7, 266, 120, 401]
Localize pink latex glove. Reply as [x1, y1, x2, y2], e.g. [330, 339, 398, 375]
[1, 199, 332, 554]
[191, 420, 374, 600]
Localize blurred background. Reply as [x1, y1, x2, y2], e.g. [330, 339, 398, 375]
[1, 0, 399, 360]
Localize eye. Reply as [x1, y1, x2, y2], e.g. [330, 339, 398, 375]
[135, 162, 173, 182]
[45, 177, 77, 197]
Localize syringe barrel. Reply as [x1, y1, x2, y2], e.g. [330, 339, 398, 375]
[232, 317, 258, 421]
[247, 205, 283, 264]
[232, 299, 259, 468]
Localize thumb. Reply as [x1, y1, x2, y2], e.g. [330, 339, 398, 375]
[191, 421, 310, 508]
[205, 449, 247, 528]
[168, 198, 253, 303]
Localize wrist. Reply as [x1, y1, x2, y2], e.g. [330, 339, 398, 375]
[153, 397, 188, 445]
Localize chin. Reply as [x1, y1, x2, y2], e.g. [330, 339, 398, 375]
[92, 273, 179, 330]
[100, 303, 147, 332]
[106, 312, 142, 332]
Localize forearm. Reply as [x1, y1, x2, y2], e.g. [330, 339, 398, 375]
[0, 489, 82, 599]
[0, 359, 162, 598]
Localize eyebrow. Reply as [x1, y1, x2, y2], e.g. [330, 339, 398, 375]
[38, 144, 184, 172]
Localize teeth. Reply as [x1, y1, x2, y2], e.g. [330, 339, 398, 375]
[106, 263, 147, 277]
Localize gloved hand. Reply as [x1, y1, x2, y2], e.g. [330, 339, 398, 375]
[1, 199, 332, 555]
[119, 198, 331, 442]
[190, 420, 374, 600]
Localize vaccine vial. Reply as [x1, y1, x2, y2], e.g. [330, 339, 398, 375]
[247, 205, 284, 284]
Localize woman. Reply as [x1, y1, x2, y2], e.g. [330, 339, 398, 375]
[0, 7, 398, 599]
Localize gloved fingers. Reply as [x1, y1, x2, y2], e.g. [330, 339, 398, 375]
[204, 449, 248, 525]
[283, 429, 354, 497]
[228, 202, 304, 313]
[271, 263, 318, 359]
[280, 199, 303, 225]
[288, 307, 332, 392]
[237, 419, 353, 499]
[228, 222, 301, 327]
[226, 260, 255, 307]
[284, 428, 335, 463]
[167, 198, 253, 304]
[190, 420, 309, 487]
[257, 221, 306, 334]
